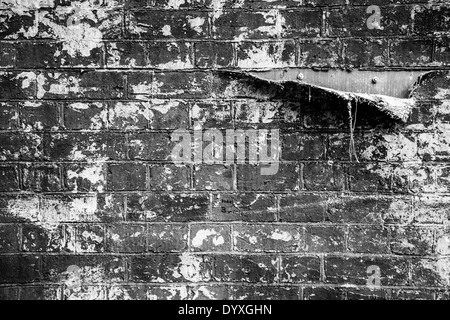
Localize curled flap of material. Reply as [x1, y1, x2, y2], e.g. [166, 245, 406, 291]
[215, 70, 417, 123]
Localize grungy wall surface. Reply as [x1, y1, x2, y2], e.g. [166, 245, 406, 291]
[0, 0, 450, 300]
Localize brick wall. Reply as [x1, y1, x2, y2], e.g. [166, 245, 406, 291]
[0, 0, 450, 300]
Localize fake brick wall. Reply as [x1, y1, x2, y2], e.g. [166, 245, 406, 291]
[0, 0, 450, 300]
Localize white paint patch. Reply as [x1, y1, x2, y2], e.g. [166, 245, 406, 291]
[4, 0, 122, 57]
[173, 253, 210, 282]
[269, 229, 293, 242]
[161, 25, 172, 36]
[67, 164, 105, 192]
[166, 0, 186, 9]
[191, 229, 225, 248]
[188, 16, 205, 34]
[238, 43, 294, 69]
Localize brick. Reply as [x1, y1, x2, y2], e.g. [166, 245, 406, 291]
[0, 224, 19, 252]
[192, 101, 233, 128]
[38, 71, 125, 99]
[0, 165, 19, 191]
[190, 224, 231, 251]
[127, 193, 209, 222]
[194, 165, 233, 191]
[63, 286, 106, 300]
[412, 71, 450, 100]
[343, 38, 389, 68]
[303, 103, 347, 130]
[236, 41, 295, 69]
[106, 224, 146, 253]
[389, 39, 433, 67]
[348, 225, 390, 254]
[228, 285, 301, 300]
[18, 285, 61, 300]
[281, 255, 321, 283]
[304, 226, 345, 253]
[39, 194, 104, 223]
[150, 164, 190, 191]
[63, 102, 107, 130]
[64, 163, 106, 193]
[195, 42, 234, 68]
[0, 103, 19, 130]
[413, 195, 450, 224]
[233, 224, 301, 252]
[406, 101, 435, 130]
[191, 285, 228, 300]
[326, 6, 411, 37]
[435, 228, 450, 255]
[109, 100, 189, 130]
[107, 284, 190, 300]
[148, 100, 190, 130]
[348, 164, 391, 192]
[213, 254, 277, 283]
[324, 256, 409, 286]
[42, 255, 125, 283]
[303, 163, 345, 191]
[392, 164, 435, 194]
[391, 289, 434, 300]
[0, 42, 15, 67]
[0, 195, 39, 223]
[300, 39, 343, 68]
[435, 100, 450, 130]
[390, 226, 435, 255]
[147, 224, 188, 253]
[22, 164, 61, 192]
[108, 101, 150, 130]
[412, 4, 450, 35]
[303, 287, 345, 300]
[213, 10, 321, 39]
[435, 38, 450, 66]
[106, 41, 146, 68]
[419, 132, 450, 161]
[411, 258, 450, 286]
[345, 288, 389, 300]
[18, 101, 60, 131]
[282, 133, 325, 160]
[279, 194, 325, 222]
[211, 193, 276, 221]
[22, 224, 67, 252]
[234, 100, 282, 129]
[277, 102, 302, 129]
[0, 287, 18, 300]
[95, 194, 126, 223]
[0, 133, 42, 161]
[107, 163, 147, 191]
[0, 255, 42, 283]
[128, 132, 173, 161]
[16, 41, 103, 68]
[66, 224, 105, 253]
[237, 164, 299, 191]
[151, 72, 210, 98]
[326, 196, 412, 224]
[0, 71, 35, 99]
[127, 11, 208, 39]
[129, 254, 213, 282]
[44, 133, 126, 161]
[108, 41, 193, 69]
[149, 0, 209, 9]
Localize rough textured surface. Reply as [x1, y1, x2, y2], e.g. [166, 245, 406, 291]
[0, 0, 450, 300]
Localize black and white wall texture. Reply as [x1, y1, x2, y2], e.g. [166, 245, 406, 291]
[0, 0, 450, 300]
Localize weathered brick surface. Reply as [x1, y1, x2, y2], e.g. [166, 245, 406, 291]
[0, 0, 449, 301]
